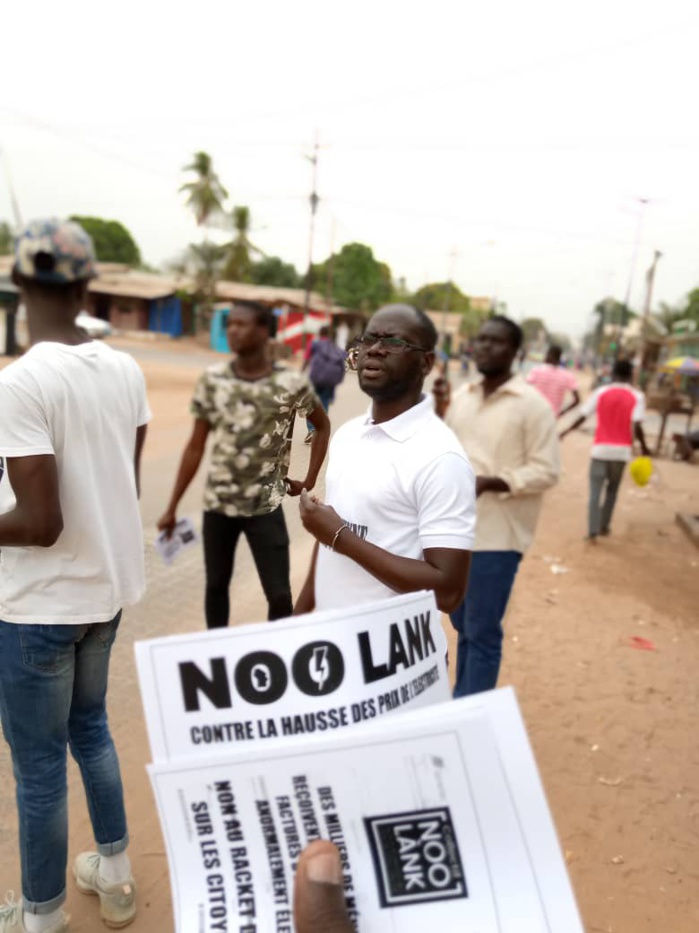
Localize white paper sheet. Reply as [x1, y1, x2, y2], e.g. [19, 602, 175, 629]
[155, 517, 199, 566]
[135, 590, 449, 762]
[149, 688, 583, 933]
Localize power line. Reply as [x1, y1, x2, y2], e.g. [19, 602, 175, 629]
[1, 107, 173, 180]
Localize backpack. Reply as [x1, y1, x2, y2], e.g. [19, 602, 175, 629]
[309, 339, 346, 388]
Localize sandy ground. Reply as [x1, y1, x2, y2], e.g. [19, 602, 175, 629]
[0, 339, 697, 932]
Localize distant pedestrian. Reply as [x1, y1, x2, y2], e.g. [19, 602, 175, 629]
[302, 325, 346, 444]
[158, 302, 330, 628]
[526, 345, 581, 417]
[434, 316, 560, 697]
[0, 218, 148, 931]
[560, 358, 650, 541]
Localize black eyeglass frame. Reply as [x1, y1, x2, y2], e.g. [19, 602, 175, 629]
[356, 332, 430, 354]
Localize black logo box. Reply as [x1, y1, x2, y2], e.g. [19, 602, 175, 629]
[364, 807, 468, 908]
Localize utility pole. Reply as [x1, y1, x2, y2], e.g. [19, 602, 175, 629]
[302, 133, 320, 353]
[617, 197, 649, 356]
[1, 148, 23, 229]
[641, 249, 662, 338]
[639, 249, 662, 384]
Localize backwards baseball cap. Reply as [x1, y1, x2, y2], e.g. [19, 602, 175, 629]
[14, 217, 97, 284]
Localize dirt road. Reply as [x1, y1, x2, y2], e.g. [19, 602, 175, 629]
[0, 341, 696, 932]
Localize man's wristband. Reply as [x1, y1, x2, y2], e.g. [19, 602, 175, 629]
[330, 523, 349, 551]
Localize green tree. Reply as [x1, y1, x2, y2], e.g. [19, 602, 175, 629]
[0, 221, 13, 255]
[654, 301, 683, 333]
[69, 216, 141, 265]
[222, 206, 262, 282]
[179, 151, 228, 229]
[593, 297, 635, 327]
[313, 242, 392, 311]
[187, 242, 227, 298]
[412, 281, 471, 314]
[521, 317, 548, 345]
[459, 306, 489, 340]
[250, 255, 301, 288]
[681, 288, 699, 326]
[547, 331, 572, 352]
[592, 297, 636, 355]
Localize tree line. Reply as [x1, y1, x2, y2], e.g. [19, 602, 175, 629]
[4, 149, 696, 345]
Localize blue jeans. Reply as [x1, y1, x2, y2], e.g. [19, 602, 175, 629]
[449, 551, 522, 698]
[306, 384, 335, 432]
[0, 614, 128, 915]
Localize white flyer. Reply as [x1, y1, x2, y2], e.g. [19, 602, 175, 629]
[149, 687, 583, 933]
[135, 590, 449, 762]
[155, 517, 199, 566]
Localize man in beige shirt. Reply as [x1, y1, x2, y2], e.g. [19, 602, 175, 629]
[434, 316, 560, 697]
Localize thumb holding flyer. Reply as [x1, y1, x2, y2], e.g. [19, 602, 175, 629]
[294, 841, 354, 933]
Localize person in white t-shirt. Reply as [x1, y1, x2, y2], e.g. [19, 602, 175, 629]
[0, 220, 149, 933]
[295, 304, 476, 615]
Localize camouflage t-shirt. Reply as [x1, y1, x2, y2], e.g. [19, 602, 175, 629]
[191, 363, 319, 517]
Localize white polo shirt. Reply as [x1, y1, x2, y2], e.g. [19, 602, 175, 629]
[314, 395, 476, 611]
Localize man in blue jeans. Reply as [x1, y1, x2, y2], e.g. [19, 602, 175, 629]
[434, 317, 560, 696]
[0, 219, 150, 931]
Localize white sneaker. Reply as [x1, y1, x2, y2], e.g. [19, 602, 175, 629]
[0, 894, 69, 932]
[73, 854, 136, 929]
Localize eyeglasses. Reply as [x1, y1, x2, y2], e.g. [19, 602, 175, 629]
[356, 332, 429, 354]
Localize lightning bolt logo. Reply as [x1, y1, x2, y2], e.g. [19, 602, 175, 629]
[310, 646, 330, 691]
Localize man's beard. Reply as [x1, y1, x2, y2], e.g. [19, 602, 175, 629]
[360, 373, 422, 402]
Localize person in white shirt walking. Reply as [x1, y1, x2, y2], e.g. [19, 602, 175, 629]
[295, 304, 476, 615]
[526, 344, 580, 417]
[434, 316, 560, 697]
[0, 220, 148, 932]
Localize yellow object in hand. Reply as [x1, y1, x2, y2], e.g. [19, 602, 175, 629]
[629, 456, 653, 487]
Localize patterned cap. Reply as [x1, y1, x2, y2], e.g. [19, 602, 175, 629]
[14, 218, 97, 283]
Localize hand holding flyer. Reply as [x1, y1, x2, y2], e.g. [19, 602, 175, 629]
[147, 689, 583, 933]
[155, 517, 199, 566]
[136, 592, 583, 932]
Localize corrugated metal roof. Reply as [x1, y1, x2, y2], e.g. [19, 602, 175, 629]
[214, 281, 343, 314]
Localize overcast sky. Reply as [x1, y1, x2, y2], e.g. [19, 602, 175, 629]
[2, 0, 699, 338]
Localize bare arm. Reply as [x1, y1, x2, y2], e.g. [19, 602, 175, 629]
[0, 455, 63, 547]
[558, 389, 581, 419]
[634, 422, 651, 457]
[299, 490, 471, 613]
[476, 476, 510, 496]
[287, 405, 331, 496]
[559, 413, 586, 439]
[293, 541, 319, 615]
[134, 424, 147, 499]
[432, 377, 451, 419]
[157, 419, 210, 535]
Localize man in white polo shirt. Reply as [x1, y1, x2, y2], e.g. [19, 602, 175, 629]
[560, 358, 650, 540]
[294, 304, 475, 615]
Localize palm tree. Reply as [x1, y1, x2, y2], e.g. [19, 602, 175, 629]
[179, 152, 228, 229]
[222, 206, 263, 282]
[188, 242, 227, 299]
